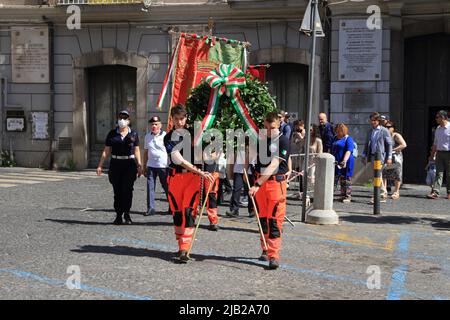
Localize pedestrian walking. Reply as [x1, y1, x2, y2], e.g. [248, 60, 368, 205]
[425, 152, 436, 189]
[307, 124, 323, 186]
[379, 114, 388, 127]
[217, 153, 232, 205]
[279, 111, 292, 139]
[382, 121, 407, 200]
[226, 138, 256, 218]
[249, 112, 290, 270]
[318, 112, 335, 153]
[362, 112, 393, 203]
[96, 110, 143, 225]
[143, 116, 169, 216]
[427, 110, 450, 200]
[290, 120, 305, 156]
[331, 123, 355, 203]
[164, 104, 214, 263]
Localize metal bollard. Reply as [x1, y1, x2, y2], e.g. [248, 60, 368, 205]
[373, 151, 381, 215]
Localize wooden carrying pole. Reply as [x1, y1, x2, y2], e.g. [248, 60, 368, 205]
[187, 176, 216, 258]
[243, 170, 268, 251]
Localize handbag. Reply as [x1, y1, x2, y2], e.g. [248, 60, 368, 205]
[392, 152, 402, 165]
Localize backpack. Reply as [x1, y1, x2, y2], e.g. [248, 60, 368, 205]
[345, 136, 358, 158]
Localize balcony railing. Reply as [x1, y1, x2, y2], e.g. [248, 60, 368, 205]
[57, 0, 143, 5]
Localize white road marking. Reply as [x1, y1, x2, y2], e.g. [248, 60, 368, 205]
[0, 179, 41, 184]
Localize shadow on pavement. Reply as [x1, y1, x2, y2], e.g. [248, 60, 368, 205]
[340, 214, 450, 230]
[45, 218, 259, 234]
[71, 245, 265, 268]
[45, 218, 173, 227]
[52, 208, 144, 215]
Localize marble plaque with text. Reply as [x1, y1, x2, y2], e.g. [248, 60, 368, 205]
[338, 20, 382, 81]
[11, 26, 49, 83]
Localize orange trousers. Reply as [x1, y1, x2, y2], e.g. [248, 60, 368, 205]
[167, 172, 200, 252]
[203, 172, 220, 225]
[254, 179, 287, 261]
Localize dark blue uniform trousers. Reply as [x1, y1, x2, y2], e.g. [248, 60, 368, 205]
[108, 159, 137, 215]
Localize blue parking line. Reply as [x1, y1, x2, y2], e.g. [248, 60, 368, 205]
[100, 235, 449, 300]
[386, 232, 410, 300]
[0, 268, 152, 300]
[286, 234, 450, 280]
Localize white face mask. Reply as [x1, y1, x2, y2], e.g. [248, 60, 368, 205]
[118, 119, 129, 128]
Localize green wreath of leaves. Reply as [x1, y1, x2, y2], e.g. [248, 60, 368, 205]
[186, 74, 279, 137]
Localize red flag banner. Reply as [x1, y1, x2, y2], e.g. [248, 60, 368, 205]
[156, 33, 248, 130]
[246, 64, 269, 82]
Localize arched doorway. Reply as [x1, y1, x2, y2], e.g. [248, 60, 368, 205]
[87, 65, 137, 167]
[266, 63, 309, 121]
[72, 48, 148, 169]
[249, 46, 322, 122]
[403, 33, 450, 183]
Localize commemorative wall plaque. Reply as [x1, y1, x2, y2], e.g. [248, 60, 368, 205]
[11, 26, 49, 83]
[338, 19, 382, 81]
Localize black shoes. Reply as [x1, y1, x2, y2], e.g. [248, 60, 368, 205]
[226, 210, 239, 218]
[123, 212, 133, 225]
[268, 258, 279, 270]
[113, 214, 123, 225]
[248, 211, 256, 218]
[209, 224, 219, 231]
[178, 250, 189, 263]
[259, 250, 269, 261]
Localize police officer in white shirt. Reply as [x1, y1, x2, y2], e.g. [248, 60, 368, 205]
[143, 116, 169, 215]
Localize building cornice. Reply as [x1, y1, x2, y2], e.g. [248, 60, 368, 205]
[0, 3, 306, 24]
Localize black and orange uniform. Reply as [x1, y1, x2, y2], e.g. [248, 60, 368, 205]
[164, 129, 201, 252]
[254, 134, 290, 261]
[203, 162, 220, 227]
[105, 127, 139, 217]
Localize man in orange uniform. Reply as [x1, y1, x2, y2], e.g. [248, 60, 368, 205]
[249, 112, 290, 270]
[164, 105, 215, 263]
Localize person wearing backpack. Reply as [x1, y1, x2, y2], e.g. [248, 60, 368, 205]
[331, 123, 356, 203]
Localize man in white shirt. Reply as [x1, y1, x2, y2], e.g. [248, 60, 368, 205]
[427, 110, 450, 200]
[143, 116, 169, 215]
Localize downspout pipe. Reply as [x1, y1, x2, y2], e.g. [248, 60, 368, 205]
[47, 20, 55, 169]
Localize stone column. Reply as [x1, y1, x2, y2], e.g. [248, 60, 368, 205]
[306, 153, 339, 225]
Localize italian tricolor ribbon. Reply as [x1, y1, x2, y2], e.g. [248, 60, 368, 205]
[194, 64, 259, 146]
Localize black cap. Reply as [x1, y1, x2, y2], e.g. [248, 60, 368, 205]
[148, 116, 161, 123]
[119, 110, 130, 117]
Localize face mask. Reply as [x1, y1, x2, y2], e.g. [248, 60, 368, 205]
[118, 119, 128, 128]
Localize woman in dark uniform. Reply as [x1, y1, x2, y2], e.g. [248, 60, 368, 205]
[96, 110, 143, 225]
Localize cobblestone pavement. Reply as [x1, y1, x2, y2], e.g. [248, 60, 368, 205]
[0, 167, 449, 300]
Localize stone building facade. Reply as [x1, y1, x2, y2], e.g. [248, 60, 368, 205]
[0, 0, 449, 183]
